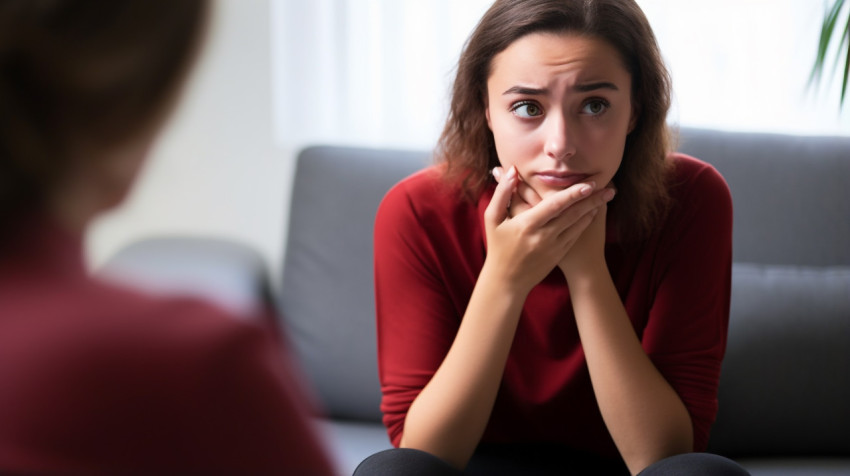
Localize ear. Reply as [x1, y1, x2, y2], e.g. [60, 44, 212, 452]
[627, 104, 638, 133]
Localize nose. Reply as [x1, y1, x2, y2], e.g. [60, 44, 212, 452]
[543, 111, 575, 162]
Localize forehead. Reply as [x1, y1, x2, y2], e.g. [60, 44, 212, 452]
[488, 32, 631, 87]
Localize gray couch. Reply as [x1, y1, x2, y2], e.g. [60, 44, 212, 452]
[105, 128, 850, 475]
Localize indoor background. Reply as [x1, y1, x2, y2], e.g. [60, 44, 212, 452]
[88, 0, 849, 279]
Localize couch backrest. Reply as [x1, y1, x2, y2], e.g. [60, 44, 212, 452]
[278, 131, 850, 458]
[677, 127, 850, 266]
[678, 128, 850, 457]
[278, 146, 430, 421]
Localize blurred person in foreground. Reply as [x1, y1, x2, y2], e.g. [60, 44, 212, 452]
[0, 1, 334, 474]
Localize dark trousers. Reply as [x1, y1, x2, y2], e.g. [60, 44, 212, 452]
[353, 444, 750, 476]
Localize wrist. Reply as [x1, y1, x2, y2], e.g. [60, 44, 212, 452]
[562, 258, 609, 291]
[479, 258, 536, 301]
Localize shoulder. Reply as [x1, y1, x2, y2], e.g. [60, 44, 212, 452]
[380, 166, 463, 211]
[660, 152, 733, 241]
[94, 283, 278, 367]
[11, 278, 283, 390]
[667, 153, 732, 206]
[376, 165, 477, 231]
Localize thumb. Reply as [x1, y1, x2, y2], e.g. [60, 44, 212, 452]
[485, 165, 516, 225]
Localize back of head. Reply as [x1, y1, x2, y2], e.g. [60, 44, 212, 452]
[0, 0, 209, 233]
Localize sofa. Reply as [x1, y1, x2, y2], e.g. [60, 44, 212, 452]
[103, 128, 850, 475]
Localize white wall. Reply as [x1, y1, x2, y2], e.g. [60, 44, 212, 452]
[87, 0, 294, 274]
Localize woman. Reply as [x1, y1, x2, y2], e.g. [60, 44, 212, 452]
[358, 1, 748, 475]
[0, 1, 333, 474]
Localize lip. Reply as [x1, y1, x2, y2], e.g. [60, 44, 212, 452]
[534, 170, 591, 188]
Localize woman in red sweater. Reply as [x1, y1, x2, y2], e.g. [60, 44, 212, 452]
[0, 1, 333, 474]
[357, 1, 749, 475]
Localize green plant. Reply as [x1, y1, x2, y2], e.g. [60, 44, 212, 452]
[811, 0, 850, 107]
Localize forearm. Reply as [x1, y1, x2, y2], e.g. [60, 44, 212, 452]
[568, 267, 693, 475]
[400, 263, 527, 469]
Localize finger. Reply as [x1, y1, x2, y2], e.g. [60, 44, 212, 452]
[520, 181, 595, 228]
[555, 208, 598, 257]
[506, 175, 535, 218]
[548, 187, 614, 232]
[491, 166, 505, 183]
[556, 204, 598, 242]
[485, 165, 517, 225]
[509, 188, 534, 216]
[514, 177, 543, 207]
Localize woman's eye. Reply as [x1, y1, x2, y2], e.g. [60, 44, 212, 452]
[582, 99, 609, 116]
[511, 101, 543, 118]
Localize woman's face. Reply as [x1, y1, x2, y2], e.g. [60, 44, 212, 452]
[485, 32, 634, 198]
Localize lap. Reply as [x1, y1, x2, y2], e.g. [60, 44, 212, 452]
[639, 453, 750, 476]
[354, 446, 749, 476]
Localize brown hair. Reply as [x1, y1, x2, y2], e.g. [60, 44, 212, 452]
[0, 0, 209, 231]
[437, 0, 673, 239]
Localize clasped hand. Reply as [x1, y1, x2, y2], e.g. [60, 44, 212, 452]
[485, 166, 614, 291]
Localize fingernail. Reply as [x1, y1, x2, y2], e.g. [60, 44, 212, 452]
[491, 167, 501, 180]
[579, 183, 593, 196]
[603, 188, 616, 201]
[507, 166, 517, 179]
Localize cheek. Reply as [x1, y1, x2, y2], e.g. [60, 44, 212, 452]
[490, 116, 537, 167]
[599, 137, 626, 183]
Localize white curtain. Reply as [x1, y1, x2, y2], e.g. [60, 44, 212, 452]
[271, 0, 849, 151]
[271, 0, 493, 149]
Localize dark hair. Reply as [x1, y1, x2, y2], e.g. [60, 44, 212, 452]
[437, 0, 673, 239]
[0, 0, 209, 231]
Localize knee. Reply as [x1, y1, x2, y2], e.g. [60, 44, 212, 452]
[354, 448, 462, 476]
[639, 452, 750, 476]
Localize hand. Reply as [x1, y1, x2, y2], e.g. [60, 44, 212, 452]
[557, 187, 614, 281]
[485, 166, 606, 294]
[491, 167, 615, 282]
[491, 166, 544, 218]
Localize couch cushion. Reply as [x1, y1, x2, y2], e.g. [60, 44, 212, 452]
[737, 458, 850, 476]
[278, 146, 430, 421]
[316, 419, 392, 475]
[678, 128, 850, 267]
[708, 263, 850, 456]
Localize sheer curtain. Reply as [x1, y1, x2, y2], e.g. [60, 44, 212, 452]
[271, 0, 849, 151]
[271, 0, 492, 150]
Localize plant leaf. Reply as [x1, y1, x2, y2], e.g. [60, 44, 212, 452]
[810, 0, 846, 87]
[842, 11, 850, 104]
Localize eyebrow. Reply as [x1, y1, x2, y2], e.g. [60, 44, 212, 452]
[574, 81, 619, 93]
[502, 82, 620, 96]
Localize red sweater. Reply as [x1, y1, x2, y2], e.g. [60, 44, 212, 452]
[0, 217, 335, 475]
[374, 153, 732, 458]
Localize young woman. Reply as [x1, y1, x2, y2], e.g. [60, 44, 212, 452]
[0, 2, 333, 474]
[357, 1, 749, 475]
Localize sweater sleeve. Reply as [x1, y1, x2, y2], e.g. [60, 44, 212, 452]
[373, 176, 465, 447]
[640, 157, 733, 451]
